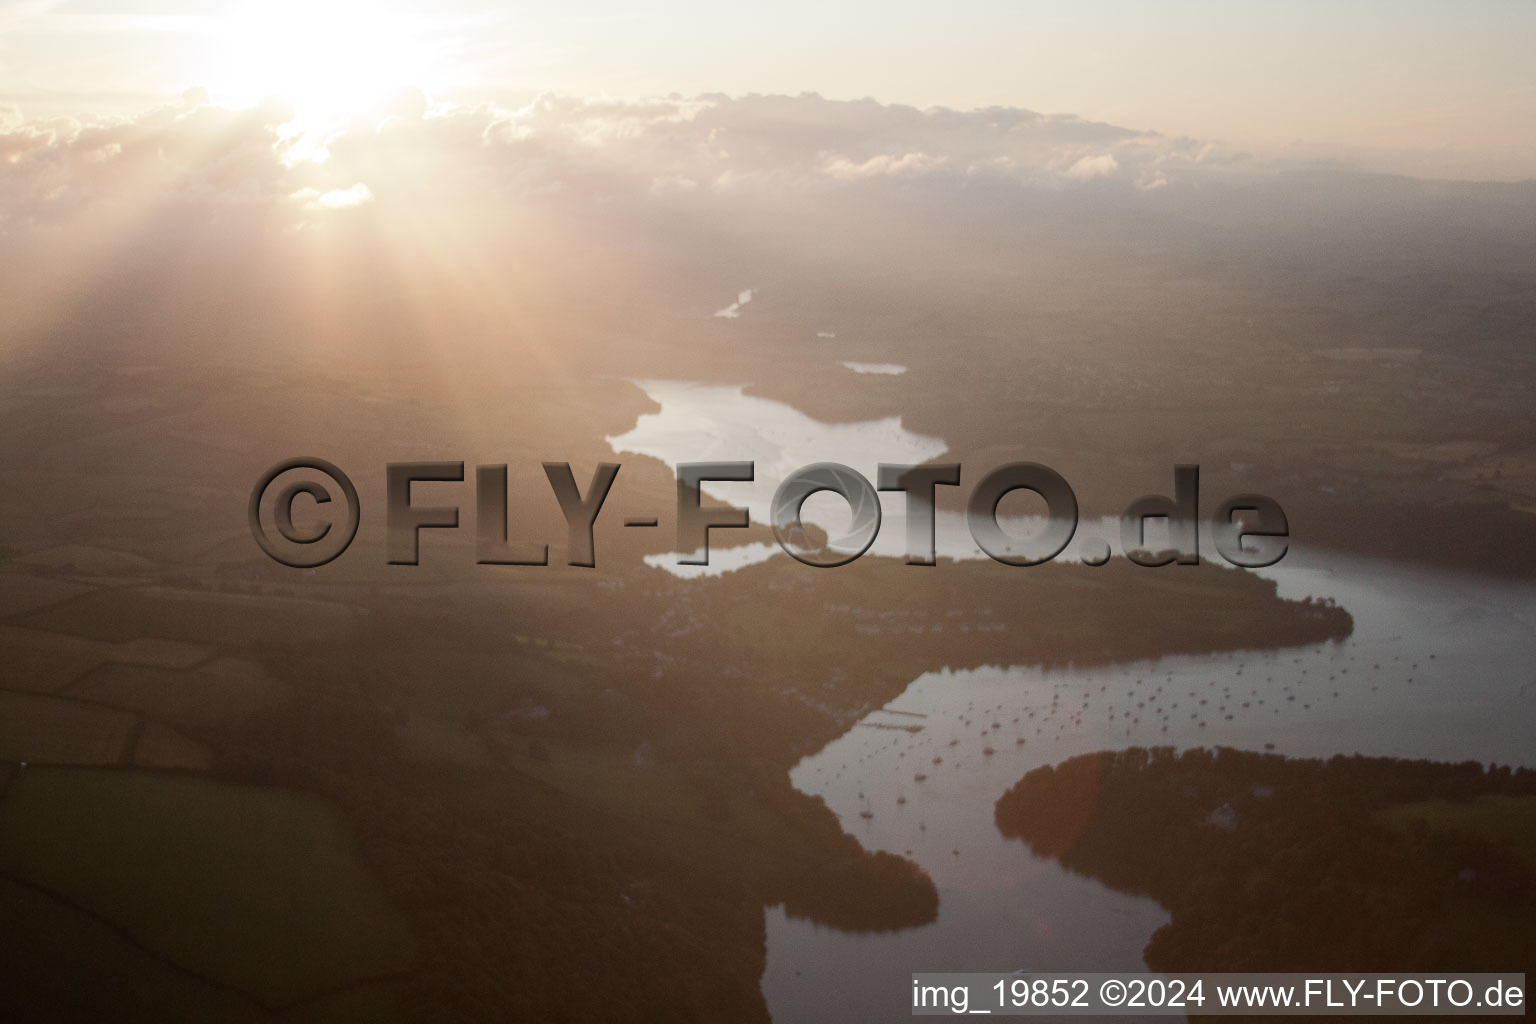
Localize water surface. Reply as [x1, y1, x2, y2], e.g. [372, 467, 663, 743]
[603, 379, 1536, 1023]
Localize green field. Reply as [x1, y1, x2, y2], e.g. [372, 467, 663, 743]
[0, 624, 211, 694]
[14, 586, 358, 646]
[130, 722, 212, 771]
[0, 691, 137, 765]
[68, 657, 291, 727]
[0, 769, 413, 1014]
[0, 879, 401, 1023]
[1378, 794, 1536, 867]
[16, 544, 159, 576]
[0, 573, 93, 617]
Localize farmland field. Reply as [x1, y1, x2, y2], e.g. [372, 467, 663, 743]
[0, 768, 413, 1011]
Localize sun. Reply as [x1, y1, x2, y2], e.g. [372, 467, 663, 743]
[212, 0, 439, 123]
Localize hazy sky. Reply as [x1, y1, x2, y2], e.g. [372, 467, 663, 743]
[2, 0, 1534, 179]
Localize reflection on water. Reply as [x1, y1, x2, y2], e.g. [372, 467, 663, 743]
[608, 379, 1125, 573]
[607, 380, 944, 563]
[603, 380, 1536, 1023]
[841, 361, 908, 375]
[763, 550, 1536, 1022]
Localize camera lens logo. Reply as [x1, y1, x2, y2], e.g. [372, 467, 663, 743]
[247, 457, 360, 568]
[770, 462, 883, 568]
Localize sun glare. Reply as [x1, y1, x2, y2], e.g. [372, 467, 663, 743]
[213, 0, 438, 123]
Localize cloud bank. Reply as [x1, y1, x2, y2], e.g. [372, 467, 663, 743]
[1, 88, 1531, 367]
[0, 90, 1236, 233]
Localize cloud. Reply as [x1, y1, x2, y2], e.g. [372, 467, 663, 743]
[840, 361, 906, 375]
[1064, 153, 1118, 181]
[649, 175, 699, 196]
[822, 151, 946, 181]
[1, 86, 1529, 369]
[0, 93, 296, 231]
[714, 287, 755, 319]
[290, 182, 373, 210]
[0, 91, 1237, 235]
